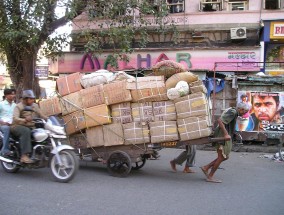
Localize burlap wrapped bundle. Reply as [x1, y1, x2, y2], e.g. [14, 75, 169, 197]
[152, 60, 186, 78]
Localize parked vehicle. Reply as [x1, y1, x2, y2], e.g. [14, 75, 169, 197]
[0, 117, 79, 183]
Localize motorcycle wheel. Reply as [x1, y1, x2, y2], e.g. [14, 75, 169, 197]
[50, 150, 78, 183]
[1, 161, 20, 173]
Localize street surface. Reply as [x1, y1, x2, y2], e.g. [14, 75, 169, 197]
[0, 149, 283, 215]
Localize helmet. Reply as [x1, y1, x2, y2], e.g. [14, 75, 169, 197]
[22, 90, 35, 99]
[32, 128, 48, 142]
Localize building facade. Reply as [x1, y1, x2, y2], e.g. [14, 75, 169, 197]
[50, 0, 284, 76]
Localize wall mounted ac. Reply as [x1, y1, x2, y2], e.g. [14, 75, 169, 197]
[230, 27, 247, 40]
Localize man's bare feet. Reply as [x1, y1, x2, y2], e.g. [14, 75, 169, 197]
[206, 178, 222, 183]
[170, 160, 177, 172]
[200, 167, 209, 178]
[183, 167, 196, 173]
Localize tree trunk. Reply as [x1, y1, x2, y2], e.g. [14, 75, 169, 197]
[6, 50, 40, 102]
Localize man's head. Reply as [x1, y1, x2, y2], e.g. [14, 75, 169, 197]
[3, 88, 16, 102]
[236, 102, 250, 117]
[240, 94, 248, 102]
[251, 94, 279, 122]
[22, 89, 35, 106]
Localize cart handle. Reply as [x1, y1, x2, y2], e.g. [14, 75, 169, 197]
[209, 136, 231, 143]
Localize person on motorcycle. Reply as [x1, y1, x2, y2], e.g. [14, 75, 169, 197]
[11, 90, 48, 164]
[0, 89, 16, 156]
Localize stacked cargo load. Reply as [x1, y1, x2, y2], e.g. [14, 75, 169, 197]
[46, 61, 212, 149]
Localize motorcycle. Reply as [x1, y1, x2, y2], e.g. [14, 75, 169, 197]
[0, 117, 79, 183]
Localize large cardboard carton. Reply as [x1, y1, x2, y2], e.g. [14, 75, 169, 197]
[84, 104, 112, 128]
[56, 72, 82, 96]
[60, 91, 82, 115]
[131, 102, 154, 123]
[126, 76, 165, 89]
[86, 126, 104, 148]
[174, 92, 208, 119]
[39, 97, 62, 116]
[111, 102, 133, 124]
[103, 80, 132, 105]
[62, 111, 85, 135]
[68, 133, 87, 149]
[80, 84, 105, 108]
[131, 87, 168, 102]
[103, 123, 124, 146]
[189, 80, 207, 94]
[123, 122, 150, 145]
[149, 121, 179, 143]
[177, 116, 212, 141]
[153, 101, 176, 121]
[62, 104, 111, 135]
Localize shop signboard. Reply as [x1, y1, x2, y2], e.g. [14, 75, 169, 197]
[236, 91, 284, 132]
[35, 66, 49, 78]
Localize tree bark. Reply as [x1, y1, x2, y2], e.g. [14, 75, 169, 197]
[6, 49, 40, 102]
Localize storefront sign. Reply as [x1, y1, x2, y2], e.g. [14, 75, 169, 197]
[270, 22, 284, 40]
[49, 49, 260, 74]
[236, 91, 284, 132]
[35, 66, 49, 78]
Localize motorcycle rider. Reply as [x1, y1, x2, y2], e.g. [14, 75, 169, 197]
[11, 90, 48, 163]
[0, 89, 16, 156]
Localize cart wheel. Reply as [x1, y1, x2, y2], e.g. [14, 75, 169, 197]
[107, 151, 132, 177]
[132, 157, 146, 170]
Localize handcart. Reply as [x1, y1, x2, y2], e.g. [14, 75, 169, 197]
[72, 133, 228, 177]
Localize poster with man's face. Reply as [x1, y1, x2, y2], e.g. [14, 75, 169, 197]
[236, 91, 284, 132]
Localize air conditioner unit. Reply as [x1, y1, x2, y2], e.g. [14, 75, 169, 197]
[230, 27, 247, 40]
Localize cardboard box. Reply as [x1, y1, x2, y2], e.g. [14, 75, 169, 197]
[126, 76, 165, 89]
[131, 87, 168, 102]
[80, 85, 105, 108]
[60, 91, 82, 115]
[103, 80, 132, 105]
[56, 72, 82, 96]
[189, 80, 207, 94]
[131, 102, 154, 123]
[68, 133, 87, 149]
[111, 102, 133, 124]
[123, 122, 150, 145]
[177, 116, 212, 141]
[84, 104, 112, 128]
[39, 97, 62, 116]
[149, 121, 179, 143]
[174, 92, 208, 119]
[62, 111, 85, 135]
[62, 104, 111, 135]
[86, 126, 104, 148]
[103, 123, 124, 146]
[153, 101, 176, 121]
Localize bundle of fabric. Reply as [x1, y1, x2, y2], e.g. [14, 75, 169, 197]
[152, 60, 186, 78]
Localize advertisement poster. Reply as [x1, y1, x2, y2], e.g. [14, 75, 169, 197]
[236, 91, 284, 132]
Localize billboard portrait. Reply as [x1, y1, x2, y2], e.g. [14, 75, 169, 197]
[236, 91, 284, 132]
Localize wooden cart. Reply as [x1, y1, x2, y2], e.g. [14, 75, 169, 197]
[73, 134, 227, 177]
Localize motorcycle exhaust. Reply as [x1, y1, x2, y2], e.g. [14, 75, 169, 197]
[0, 155, 14, 163]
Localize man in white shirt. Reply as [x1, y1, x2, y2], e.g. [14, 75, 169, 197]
[0, 89, 16, 156]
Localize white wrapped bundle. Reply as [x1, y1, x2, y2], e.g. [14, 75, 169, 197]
[80, 70, 113, 88]
[108, 71, 135, 83]
[167, 81, 189, 100]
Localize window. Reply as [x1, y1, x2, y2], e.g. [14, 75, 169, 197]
[227, 0, 248, 11]
[167, 0, 185, 13]
[264, 0, 283, 9]
[200, 0, 223, 12]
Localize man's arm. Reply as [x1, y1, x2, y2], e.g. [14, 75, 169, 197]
[217, 118, 231, 141]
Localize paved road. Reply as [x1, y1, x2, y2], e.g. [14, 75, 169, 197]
[0, 149, 283, 215]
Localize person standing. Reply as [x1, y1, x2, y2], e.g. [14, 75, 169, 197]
[170, 145, 196, 173]
[0, 89, 16, 156]
[200, 102, 249, 183]
[11, 90, 47, 163]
